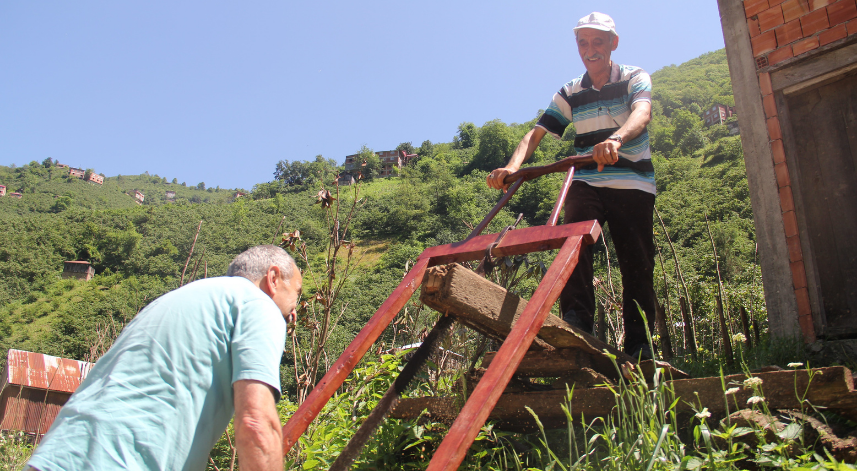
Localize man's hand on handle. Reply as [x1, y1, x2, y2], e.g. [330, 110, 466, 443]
[592, 139, 621, 172]
[486, 168, 515, 192]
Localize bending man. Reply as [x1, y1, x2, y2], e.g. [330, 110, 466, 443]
[27, 245, 302, 470]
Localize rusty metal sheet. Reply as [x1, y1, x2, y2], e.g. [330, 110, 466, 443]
[4, 349, 92, 394]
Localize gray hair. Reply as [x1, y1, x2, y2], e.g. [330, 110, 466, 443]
[227, 245, 296, 282]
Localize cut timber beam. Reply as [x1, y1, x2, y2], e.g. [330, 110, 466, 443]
[420, 263, 636, 377]
[482, 350, 689, 381]
[392, 367, 857, 431]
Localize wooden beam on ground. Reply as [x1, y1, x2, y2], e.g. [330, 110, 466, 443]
[482, 350, 689, 381]
[420, 263, 636, 376]
[391, 367, 857, 430]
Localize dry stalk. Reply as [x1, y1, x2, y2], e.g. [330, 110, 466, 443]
[180, 220, 203, 287]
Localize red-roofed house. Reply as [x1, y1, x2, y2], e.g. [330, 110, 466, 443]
[0, 185, 5, 197]
[68, 168, 85, 179]
[0, 349, 92, 436]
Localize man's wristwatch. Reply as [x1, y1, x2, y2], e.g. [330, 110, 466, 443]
[606, 134, 624, 145]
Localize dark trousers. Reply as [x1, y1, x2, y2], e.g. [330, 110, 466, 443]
[560, 181, 657, 352]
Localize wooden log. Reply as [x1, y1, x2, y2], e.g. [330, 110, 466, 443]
[391, 367, 857, 431]
[482, 349, 593, 377]
[482, 349, 688, 381]
[420, 263, 636, 370]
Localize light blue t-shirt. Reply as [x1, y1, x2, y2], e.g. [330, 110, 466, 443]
[27, 277, 287, 471]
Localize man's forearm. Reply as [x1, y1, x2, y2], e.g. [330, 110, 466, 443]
[506, 127, 547, 172]
[612, 102, 651, 143]
[233, 380, 284, 470]
[235, 415, 283, 469]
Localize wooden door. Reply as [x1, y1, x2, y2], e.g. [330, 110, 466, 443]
[785, 72, 857, 338]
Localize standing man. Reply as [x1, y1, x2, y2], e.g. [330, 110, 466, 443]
[27, 245, 302, 471]
[486, 12, 656, 359]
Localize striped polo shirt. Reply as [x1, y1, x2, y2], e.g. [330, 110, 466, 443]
[536, 62, 655, 194]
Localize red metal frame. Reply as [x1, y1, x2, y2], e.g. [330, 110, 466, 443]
[281, 155, 598, 469]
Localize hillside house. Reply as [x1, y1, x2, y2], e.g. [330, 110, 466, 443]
[337, 174, 356, 186]
[68, 168, 85, 179]
[134, 190, 145, 204]
[343, 149, 418, 178]
[235, 192, 246, 198]
[718, 0, 857, 342]
[0, 349, 92, 437]
[8, 192, 22, 199]
[703, 104, 736, 126]
[87, 173, 104, 185]
[55, 163, 69, 169]
[165, 190, 176, 202]
[0, 185, 5, 197]
[62, 261, 95, 281]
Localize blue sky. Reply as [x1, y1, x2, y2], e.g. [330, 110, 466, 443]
[1, 2, 725, 191]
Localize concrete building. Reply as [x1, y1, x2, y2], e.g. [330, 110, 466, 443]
[68, 168, 85, 179]
[0, 349, 92, 437]
[717, 0, 857, 341]
[703, 104, 736, 126]
[165, 190, 176, 202]
[87, 173, 104, 185]
[0, 185, 5, 197]
[8, 192, 22, 199]
[343, 149, 418, 179]
[134, 190, 145, 204]
[62, 261, 95, 281]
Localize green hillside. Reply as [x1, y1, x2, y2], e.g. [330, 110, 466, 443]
[2, 48, 831, 470]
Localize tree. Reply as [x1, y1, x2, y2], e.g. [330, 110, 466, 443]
[469, 119, 516, 172]
[457, 122, 478, 149]
[274, 160, 313, 186]
[396, 142, 415, 155]
[356, 145, 380, 180]
[172, 178, 178, 184]
[197, 182, 206, 191]
[418, 140, 435, 160]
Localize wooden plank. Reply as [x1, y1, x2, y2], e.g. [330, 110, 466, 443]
[783, 76, 857, 337]
[420, 263, 636, 376]
[392, 367, 857, 430]
[771, 42, 857, 93]
[482, 349, 593, 377]
[482, 350, 688, 381]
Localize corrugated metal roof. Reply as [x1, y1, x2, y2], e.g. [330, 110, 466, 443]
[3, 349, 92, 394]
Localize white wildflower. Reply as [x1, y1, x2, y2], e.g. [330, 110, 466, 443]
[787, 362, 804, 368]
[747, 396, 765, 405]
[732, 333, 747, 343]
[695, 408, 712, 420]
[743, 377, 763, 388]
[725, 387, 740, 395]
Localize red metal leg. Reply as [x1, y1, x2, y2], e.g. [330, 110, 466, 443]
[425, 235, 586, 471]
[281, 257, 430, 454]
[547, 166, 575, 227]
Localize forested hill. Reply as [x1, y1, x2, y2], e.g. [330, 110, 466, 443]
[0, 48, 759, 382]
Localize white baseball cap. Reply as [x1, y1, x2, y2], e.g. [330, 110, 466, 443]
[573, 12, 618, 37]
